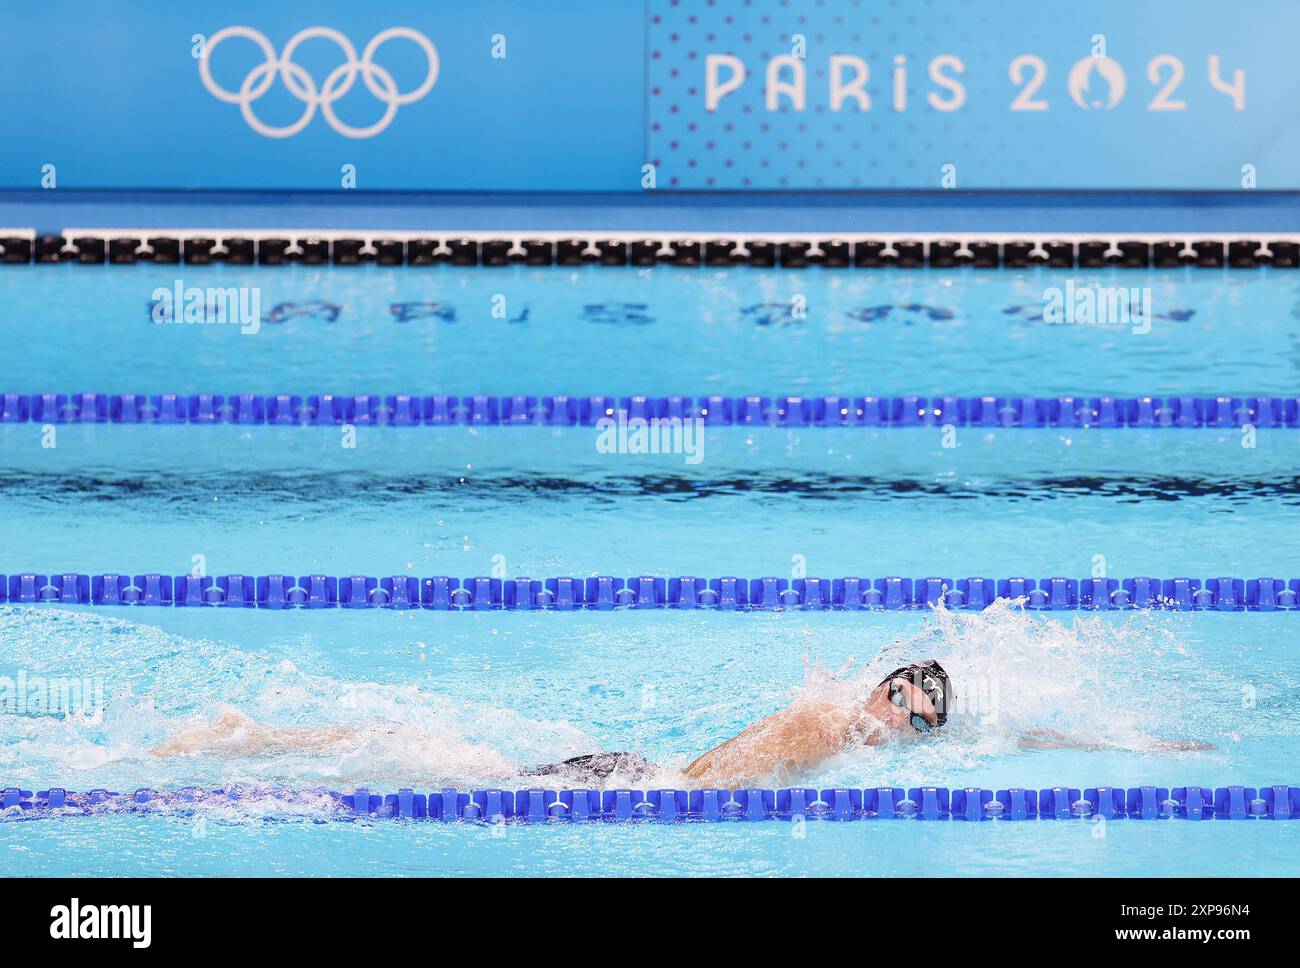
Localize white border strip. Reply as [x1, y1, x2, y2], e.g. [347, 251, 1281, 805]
[61, 228, 1300, 245]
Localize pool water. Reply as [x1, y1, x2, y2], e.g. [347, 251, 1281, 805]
[2, 263, 1297, 394]
[2, 263, 1298, 876]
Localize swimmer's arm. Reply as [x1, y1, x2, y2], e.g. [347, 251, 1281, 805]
[1017, 729, 1213, 752]
[683, 699, 857, 787]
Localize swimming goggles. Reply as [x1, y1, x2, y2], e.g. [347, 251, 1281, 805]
[889, 681, 933, 733]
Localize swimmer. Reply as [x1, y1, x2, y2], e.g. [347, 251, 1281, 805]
[670, 660, 954, 786]
[150, 661, 953, 787]
[149, 660, 1209, 785]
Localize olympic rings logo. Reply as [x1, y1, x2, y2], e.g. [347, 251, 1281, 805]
[198, 26, 438, 139]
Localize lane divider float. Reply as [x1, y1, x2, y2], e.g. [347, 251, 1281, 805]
[3, 393, 1300, 428]
[1, 784, 1294, 822]
[3, 574, 1298, 611]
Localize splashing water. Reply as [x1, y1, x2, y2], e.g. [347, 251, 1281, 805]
[0, 607, 596, 799]
[0, 601, 1230, 821]
[799, 599, 1231, 787]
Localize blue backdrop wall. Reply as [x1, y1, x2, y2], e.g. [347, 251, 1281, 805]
[1, 0, 1295, 191]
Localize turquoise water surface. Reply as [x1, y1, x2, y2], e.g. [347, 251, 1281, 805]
[1, 262, 1297, 394]
[1, 264, 1297, 876]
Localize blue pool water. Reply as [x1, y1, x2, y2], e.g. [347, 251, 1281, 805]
[2, 264, 1298, 876]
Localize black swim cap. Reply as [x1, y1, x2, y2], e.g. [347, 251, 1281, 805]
[879, 660, 953, 727]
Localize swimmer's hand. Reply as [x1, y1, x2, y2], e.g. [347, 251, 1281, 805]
[1017, 729, 1214, 752]
[1017, 728, 1098, 751]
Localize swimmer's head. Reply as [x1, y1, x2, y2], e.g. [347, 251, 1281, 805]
[876, 660, 953, 733]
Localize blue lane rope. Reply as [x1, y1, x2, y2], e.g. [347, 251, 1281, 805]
[3, 573, 1299, 611]
[4, 393, 1300, 428]
[2, 784, 1294, 822]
